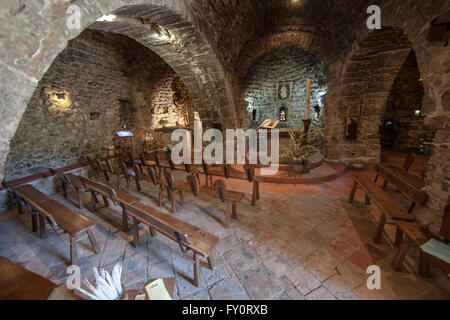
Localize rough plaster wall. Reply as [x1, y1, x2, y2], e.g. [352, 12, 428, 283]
[243, 46, 327, 129]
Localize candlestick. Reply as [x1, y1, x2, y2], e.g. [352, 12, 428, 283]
[305, 79, 312, 120]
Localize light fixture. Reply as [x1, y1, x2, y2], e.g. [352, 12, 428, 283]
[419, 78, 423, 82]
[54, 93, 66, 101]
[414, 109, 421, 117]
[96, 14, 116, 22]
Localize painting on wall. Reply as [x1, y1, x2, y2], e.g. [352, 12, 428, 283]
[345, 116, 358, 140]
[276, 81, 293, 101]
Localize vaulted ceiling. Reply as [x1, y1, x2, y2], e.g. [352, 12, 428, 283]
[188, 0, 373, 71]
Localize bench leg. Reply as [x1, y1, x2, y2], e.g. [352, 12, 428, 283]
[193, 252, 201, 287]
[149, 226, 156, 237]
[70, 236, 78, 266]
[382, 180, 388, 190]
[158, 186, 163, 207]
[408, 202, 416, 213]
[87, 229, 101, 254]
[394, 228, 404, 248]
[76, 189, 84, 209]
[373, 214, 386, 244]
[178, 190, 184, 205]
[102, 196, 109, 208]
[125, 176, 130, 193]
[392, 237, 411, 271]
[122, 207, 129, 232]
[225, 201, 232, 228]
[207, 255, 215, 270]
[365, 194, 371, 206]
[374, 173, 379, 183]
[232, 202, 238, 220]
[116, 174, 121, 191]
[348, 181, 358, 203]
[103, 170, 110, 181]
[90, 191, 97, 212]
[62, 182, 67, 198]
[132, 218, 139, 248]
[251, 181, 258, 206]
[418, 251, 431, 277]
[256, 181, 260, 200]
[31, 214, 38, 232]
[169, 190, 176, 213]
[39, 214, 47, 239]
[134, 177, 142, 192]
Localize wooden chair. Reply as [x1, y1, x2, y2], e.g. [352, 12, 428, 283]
[118, 200, 218, 287]
[48, 168, 90, 209]
[391, 205, 450, 277]
[80, 176, 140, 232]
[3, 182, 99, 265]
[348, 173, 414, 243]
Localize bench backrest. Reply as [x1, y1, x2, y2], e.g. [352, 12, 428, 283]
[441, 205, 450, 243]
[86, 156, 99, 172]
[48, 168, 69, 185]
[80, 176, 118, 204]
[375, 164, 428, 205]
[404, 152, 415, 172]
[121, 201, 189, 244]
[146, 166, 159, 185]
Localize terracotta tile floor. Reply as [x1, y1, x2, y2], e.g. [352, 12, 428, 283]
[0, 150, 449, 300]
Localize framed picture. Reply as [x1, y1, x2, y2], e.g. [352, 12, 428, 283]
[276, 81, 292, 101]
[345, 116, 358, 140]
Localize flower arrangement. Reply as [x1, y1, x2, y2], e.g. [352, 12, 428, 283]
[163, 142, 176, 155]
[280, 122, 323, 172]
[77, 264, 123, 300]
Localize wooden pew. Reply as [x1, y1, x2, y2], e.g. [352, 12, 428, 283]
[391, 205, 450, 277]
[186, 174, 245, 228]
[80, 176, 140, 232]
[374, 164, 427, 212]
[86, 156, 110, 181]
[3, 182, 99, 265]
[348, 173, 414, 244]
[134, 164, 191, 213]
[117, 200, 219, 287]
[48, 168, 90, 209]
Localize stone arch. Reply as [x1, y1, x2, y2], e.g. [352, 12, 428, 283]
[327, 27, 413, 164]
[233, 27, 338, 128]
[326, 0, 450, 212]
[0, 0, 232, 182]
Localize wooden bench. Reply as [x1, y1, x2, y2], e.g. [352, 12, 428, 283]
[186, 174, 245, 228]
[348, 173, 414, 244]
[374, 164, 427, 212]
[86, 156, 110, 181]
[80, 176, 140, 232]
[117, 200, 219, 287]
[49, 168, 90, 209]
[100, 158, 140, 193]
[391, 205, 450, 277]
[3, 182, 99, 265]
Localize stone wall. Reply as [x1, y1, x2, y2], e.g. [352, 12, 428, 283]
[243, 46, 327, 129]
[3, 29, 193, 183]
[4, 30, 132, 181]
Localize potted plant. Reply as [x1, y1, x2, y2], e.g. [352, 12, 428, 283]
[280, 122, 323, 173]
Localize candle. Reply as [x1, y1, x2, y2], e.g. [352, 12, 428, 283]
[305, 79, 312, 120]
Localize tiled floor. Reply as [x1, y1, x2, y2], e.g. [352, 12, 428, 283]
[0, 153, 449, 300]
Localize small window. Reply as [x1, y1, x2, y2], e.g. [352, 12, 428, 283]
[279, 107, 287, 121]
